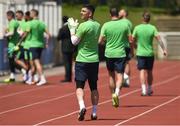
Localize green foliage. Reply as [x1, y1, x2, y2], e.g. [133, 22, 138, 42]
[89, 0, 99, 6]
[107, 0, 121, 9]
[62, 4, 166, 26]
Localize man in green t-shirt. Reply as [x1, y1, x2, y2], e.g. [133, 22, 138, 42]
[119, 9, 133, 88]
[99, 8, 131, 108]
[20, 9, 50, 86]
[14, 10, 29, 82]
[4, 10, 19, 83]
[132, 12, 167, 96]
[68, 5, 100, 121]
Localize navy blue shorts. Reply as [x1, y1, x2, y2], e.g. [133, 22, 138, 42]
[125, 47, 131, 61]
[75, 62, 99, 82]
[75, 62, 99, 90]
[106, 57, 126, 73]
[137, 56, 154, 70]
[29, 48, 43, 60]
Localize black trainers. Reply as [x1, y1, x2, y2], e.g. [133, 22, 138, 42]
[122, 83, 130, 88]
[91, 113, 97, 120]
[78, 108, 86, 121]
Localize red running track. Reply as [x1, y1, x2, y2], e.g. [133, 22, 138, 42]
[0, 60, 180, 125]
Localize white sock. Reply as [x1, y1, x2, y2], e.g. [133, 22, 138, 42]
[92, 105, 97, 114]
[115, 88, 120, 96]
[141, 84, 146, 94]
[124, 73, 130, 85]
[34, 74, 39, 82]
[10, 73, 15, 79]
[79, 100, 85, 110]
[124, 73, 129, 79]
[40, 75, 46, 81]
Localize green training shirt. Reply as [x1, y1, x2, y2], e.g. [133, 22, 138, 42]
[23, 21, 31, 49]
[75, 19, 100, 63]
[120, 18, 133, 48]
[25, 19, 45, 49]
[18, 19, 26, 47]
[100, 19, 131, 58]
[38, 21, 47, 45]
[132, 23, 158, 57]
[7, 19, 19, 48]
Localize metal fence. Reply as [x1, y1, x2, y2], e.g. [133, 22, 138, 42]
[0, 2, 62, 74]
[158, 32, 180, 60]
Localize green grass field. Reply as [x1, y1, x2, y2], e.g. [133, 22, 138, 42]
[62, 4, 166, 27]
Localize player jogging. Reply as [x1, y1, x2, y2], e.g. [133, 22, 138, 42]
[119, 9, 133, 88]
[68, 4, 100, 121]
[132, 12, 167, 96]
[4, 10, 20, 83]
[14, 10, 29, 82]
[20, 9, 50, 86]
[99, 8, 131, 108]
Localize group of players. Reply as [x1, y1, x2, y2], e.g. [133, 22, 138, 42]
[4, 9, 50, 86]
[67, 5, 167, 121]
[3, 4, 167, 121]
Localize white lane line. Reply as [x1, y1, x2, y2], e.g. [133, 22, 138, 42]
[0, 72, 108, 100]
[33, 75, 180, 126]
[34, 88, 141, 126]
[0, 64, 178, 116]
[0, 92, 75, 115]
[114, 95, 180, 126]
[0, 63, 177, 99]
[0, 74, 139, 115]
[0, 86, 55, 99]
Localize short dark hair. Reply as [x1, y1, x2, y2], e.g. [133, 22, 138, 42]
[6, 10, 15, 18]
[143, 12, 151, 22]
[16, 10, 24, 16]
[110, 8, 119, 17]
[83, 4, 95, 15]
[25, 11, 30, 17]
[31, 9, 39, 16]
[62, 16, 69, 24]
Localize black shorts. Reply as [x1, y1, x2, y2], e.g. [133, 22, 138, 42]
[137, 56, 154, 70]
[75, 62, 99, 90]
[125, 47, 131, 61]
[29, 48, 43, 60]
[106, 57, 126, 73]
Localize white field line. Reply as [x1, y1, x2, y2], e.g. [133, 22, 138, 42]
[114, 95, 180, 126]
[0, 86, 55, 99]
[0, 71, 131, 115]
[0, 63, 178, 99]
[0, 63, 179, 118]
[33, 75, 180, 126]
